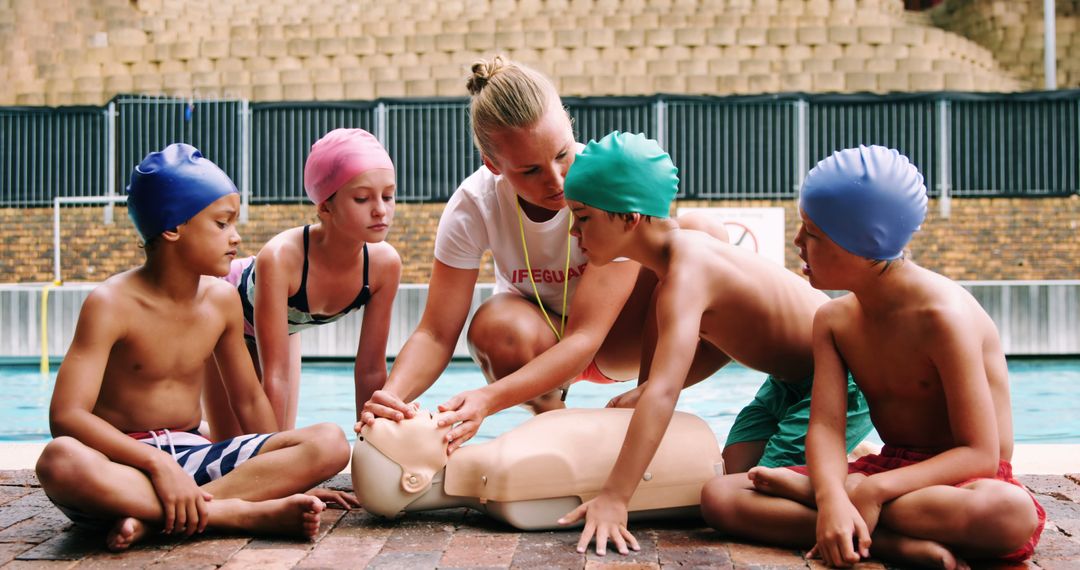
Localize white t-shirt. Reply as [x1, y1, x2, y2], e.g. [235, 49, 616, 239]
[434, 165, 589, 313]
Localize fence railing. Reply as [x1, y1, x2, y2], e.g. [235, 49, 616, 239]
[3, 281, 1077, 359]
[1, 90, 1077, 208]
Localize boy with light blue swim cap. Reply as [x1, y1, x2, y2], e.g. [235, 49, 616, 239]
[705, 150, 1044, 567]
[799, 145, 927, 261]
[558, 131, 871, 554]
[126, 143, 238, 243]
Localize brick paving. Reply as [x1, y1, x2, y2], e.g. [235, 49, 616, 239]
[2, 470, 1078, 569]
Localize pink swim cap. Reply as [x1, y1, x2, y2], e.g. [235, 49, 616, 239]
[303, 128, 395, 204]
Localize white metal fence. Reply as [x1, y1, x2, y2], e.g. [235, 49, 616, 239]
[0, 284, 494, 361]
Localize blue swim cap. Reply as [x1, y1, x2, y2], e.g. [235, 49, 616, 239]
[126, 143, 238, 241]
[800, 145, 927, 260]
[564, 131, 678, 219]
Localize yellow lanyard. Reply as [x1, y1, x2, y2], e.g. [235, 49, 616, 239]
[516, 200, 573, 341]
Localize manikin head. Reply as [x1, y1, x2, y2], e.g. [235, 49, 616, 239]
[352, 411, 451, 516]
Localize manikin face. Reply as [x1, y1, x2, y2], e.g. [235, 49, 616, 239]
[321, 168, 396, 243]
[172, 193, 242, 277]
[361, 411, 450, 493]
[483, 103, 576, 212]
[568, 200, 631, 266]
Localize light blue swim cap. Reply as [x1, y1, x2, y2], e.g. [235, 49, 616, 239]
[126, 143, 238, 241]
[800, 145, 927, 260]
[564, 131, 678, 219]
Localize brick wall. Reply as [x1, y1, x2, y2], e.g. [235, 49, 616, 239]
[0, 202, 493, 284]
[2, 196, 1077, 284]
[680, 197, 1080, 280]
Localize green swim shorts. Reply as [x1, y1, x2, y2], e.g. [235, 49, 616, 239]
[725, 372, 872, 468]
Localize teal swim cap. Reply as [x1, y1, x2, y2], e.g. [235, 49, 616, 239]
[564, 131, 678, 219]
[126, 143, 238, 241]
[800, 145, 927, 260]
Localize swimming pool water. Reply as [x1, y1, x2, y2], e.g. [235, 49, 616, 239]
[2, 359, 1078, 445]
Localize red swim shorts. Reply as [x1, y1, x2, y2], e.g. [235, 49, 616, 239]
[787, 446, 1045, 562]
[574, 358, 618, 384]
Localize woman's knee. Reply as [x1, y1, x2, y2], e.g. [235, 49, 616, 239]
[467, 300, 554, 367]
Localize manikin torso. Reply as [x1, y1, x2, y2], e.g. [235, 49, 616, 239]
[353, 408, 724, 530]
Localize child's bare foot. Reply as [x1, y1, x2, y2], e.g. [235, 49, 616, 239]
[237, 494, 325, 539]
[873, 528, 967, 569]
[106, 517, 147, 552]
[748, 466, 814, 506]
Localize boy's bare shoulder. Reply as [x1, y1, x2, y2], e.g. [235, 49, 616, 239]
[202, 274, 242, 307]
[674, 226, 724, 245]
[911, 272, 990, 337]
[662, 231, 729, 300]
[669, 228, 728, 263]
[84, 269, 144, 311]
[72, 270, 151, 341]
[816, 293, 858, 323]
[667, 230, 724, 274]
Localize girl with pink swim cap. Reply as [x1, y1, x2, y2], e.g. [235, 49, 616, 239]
[205, 129, 401, 468]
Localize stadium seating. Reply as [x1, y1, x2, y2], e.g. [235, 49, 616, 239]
[0, 0, 1072, 106]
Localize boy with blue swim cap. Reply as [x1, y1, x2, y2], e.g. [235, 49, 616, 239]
[705, 146, 1044, 567]
[799, 144, 927, 262]
[126, 143, 239, 245]
[557, 132, 871, 556]
[37, 143, 351, 551]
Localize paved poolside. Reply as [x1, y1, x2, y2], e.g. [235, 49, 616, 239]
[1, 467, 1079, 569]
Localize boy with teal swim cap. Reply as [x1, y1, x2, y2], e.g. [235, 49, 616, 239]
[703, 146, 1044, 567]
[557, 132, 871, 556]
[36, 143, 351, 551]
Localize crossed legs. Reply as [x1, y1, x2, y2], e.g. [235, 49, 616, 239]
[35, 422, 349, 550]
[701, 466, 1039, 568]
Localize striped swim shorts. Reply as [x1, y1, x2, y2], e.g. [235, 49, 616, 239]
[129, 428, 275, 486]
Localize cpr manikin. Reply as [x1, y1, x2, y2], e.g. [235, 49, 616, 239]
[352, 408, 724, 530]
